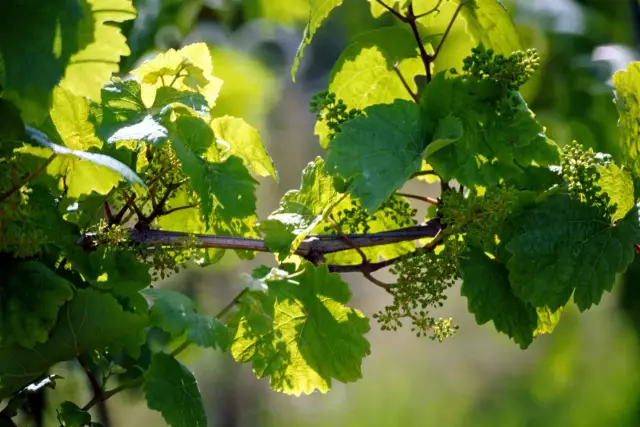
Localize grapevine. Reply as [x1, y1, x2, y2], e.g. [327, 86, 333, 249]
[1, 0, 639, 425]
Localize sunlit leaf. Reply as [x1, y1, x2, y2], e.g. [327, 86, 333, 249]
[229, 264, 371, 395]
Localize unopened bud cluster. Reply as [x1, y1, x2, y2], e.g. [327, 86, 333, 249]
[310, 91, 362, 140]
[560, 141, 615, 218]
[374, 237, 462, 341]
[453, 46, 541, 90]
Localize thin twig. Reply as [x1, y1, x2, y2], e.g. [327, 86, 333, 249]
[363, 271, 392, 292]
[396, 191, 439, 205]
[162, 204, 197, 216]
[393, 65, 419, 103]
[146, 179, 189, 223]
[375, 0, 408, 21]
[216, 288, 249, 319]
[168, 63, 188, 88]
[327, 215, 367, 263]
[414, 0, 443, 19]
[407, 2, 433, 81]
[121, 190, 146, 222]
[104, 202, 114, 222]
[77, 356, 103, 403]
[327, 215, 392, 291]
[0, 155, 55, 203]
[433, 1, 465, 59]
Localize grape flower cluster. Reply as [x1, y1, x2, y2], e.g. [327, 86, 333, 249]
[455, 46, 541, 90]
[310, 91, 362, 140]
[558, 140, 616, 219]
[374, 237, 462, 341]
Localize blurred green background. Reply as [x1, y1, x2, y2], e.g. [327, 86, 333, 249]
[35, 0, 640, 425]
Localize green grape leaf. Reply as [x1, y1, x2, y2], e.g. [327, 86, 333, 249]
[0, 261, 74, 348]
[595, 164, 635, 223]
[211, 209, 262, 260]
[459, 249, 538, 349]
[132, 42, 222, 109]
[460, 0, 521, 54]
[57, 401, 92, 427]
[0, 99, 25, 141]
[228, 263, 371, 395]
[326, 100, 426, 212]
[84, 248, 151, 296]
[170, 115, 258, 224]
[613, 62, 640, 181]
[211, 116, 277, 180]
[534, 306, 563, 336]
[144, 353, 207, 427]
[0, 289, 148, 398]
[58, 0, 136, 102]
[292, 0, 344, 81]
[151, 87, 209, 117]
[209, 156, 259, 220]
[0, 185, 79, 256]
[423, 115, 464, 158]
[259, 220, 296, 255]
[50, 87, 102, 151]
[506, 194, 640, 311]
[23, 129, 146, 197]
[316, 27, 426, 147]
[421, 72, 560, 187]
[142, 289, 229, 351]
[94, 78, 168, 145]
[259, 157, 342, 255]
[0, 0, 134, 123]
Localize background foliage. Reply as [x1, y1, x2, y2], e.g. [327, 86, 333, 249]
[3, 0, 640, 426]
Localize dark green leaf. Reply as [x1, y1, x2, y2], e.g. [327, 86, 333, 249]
[326, 100, 426, 212]
[0, 261, 74, 348]
[0, 289, 148, 398]
[0, 99, 25, 141]
[57, 401, 91, 427]
[152, 87, 209, 116]
[506, 194, 639, 311]
[421, 73, 560, 187]
[142, 289, 228, 351]
[424, 115, 463, 158]
[144, 353, 207, 427]
[459, 248, 538, 349]
[94, 78, 169, 145]
[170, 116, 257, 224]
